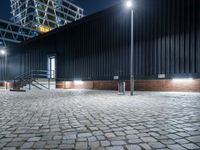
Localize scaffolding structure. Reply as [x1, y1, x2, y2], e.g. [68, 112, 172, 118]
[0, 19, 40, 48]
[10, 0, 84, 32]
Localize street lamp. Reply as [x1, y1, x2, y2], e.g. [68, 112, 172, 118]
[126, 0, 133, 8]
[125, 0, 134, 96]
[0, 49, 7, 89]
[0, 50, 6, 55]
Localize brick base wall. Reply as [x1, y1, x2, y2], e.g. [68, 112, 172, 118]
[1, 80, 199, 92]
[135, 80, 200, 92]
[93, 81, 118, 90]
[0, 82, 14, 89]
[64, 81, 94, 89]
[56, 79, 200, 92]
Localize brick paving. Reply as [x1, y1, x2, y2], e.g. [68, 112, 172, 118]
[0, 90, 200, 150]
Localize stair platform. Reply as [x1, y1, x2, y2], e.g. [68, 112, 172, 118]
[10, 89, 26, 92]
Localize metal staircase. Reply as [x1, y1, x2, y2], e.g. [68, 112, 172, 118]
[10, 70, 55, 92]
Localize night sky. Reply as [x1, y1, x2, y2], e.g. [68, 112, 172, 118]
[0, 0, 121, 21]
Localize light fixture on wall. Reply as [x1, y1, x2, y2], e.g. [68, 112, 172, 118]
[74, 80, 83, 84]
[172, 78, 194, 82]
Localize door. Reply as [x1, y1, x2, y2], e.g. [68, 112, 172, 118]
[48, 56, 56, 79]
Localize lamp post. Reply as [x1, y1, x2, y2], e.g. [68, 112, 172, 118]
[126, 0, 134, 96]
[0, 49, 7, 89]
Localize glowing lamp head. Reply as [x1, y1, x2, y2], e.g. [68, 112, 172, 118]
[126, 0, 133, 8]
[0, 49, 6, 55]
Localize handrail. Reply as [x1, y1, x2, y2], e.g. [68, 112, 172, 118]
[13, 70, 55, 90]
[33, 80, 49, 90]
[14, 70, 55, 80]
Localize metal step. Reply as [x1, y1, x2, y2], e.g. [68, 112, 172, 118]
[10, 89, 26, 92]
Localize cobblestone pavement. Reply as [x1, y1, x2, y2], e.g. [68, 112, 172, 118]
[0, 90, 200, 150]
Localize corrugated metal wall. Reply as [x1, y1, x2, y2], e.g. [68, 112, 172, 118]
[0, 58, 6, 80]
[0, 0, 200, 81]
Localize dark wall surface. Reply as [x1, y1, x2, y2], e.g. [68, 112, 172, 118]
[0, 0, 200, 81]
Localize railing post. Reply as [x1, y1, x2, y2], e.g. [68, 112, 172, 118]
[29, 82, 31, 90]
[29, 71, 32, 90]
[13, 80, 15, 90]
[48, 78, 50, 90]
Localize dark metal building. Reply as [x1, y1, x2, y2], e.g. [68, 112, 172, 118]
[1, 0, 200, 90]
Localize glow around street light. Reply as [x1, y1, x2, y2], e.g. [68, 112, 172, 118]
[172, 78, 194, 82]
[126, 0, 133, 8]
[0, 49, 6, 55]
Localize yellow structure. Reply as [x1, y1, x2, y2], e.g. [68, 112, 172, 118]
[38, 26, 51, 33]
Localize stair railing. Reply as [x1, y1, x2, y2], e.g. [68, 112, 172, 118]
[13, 70, 55, 90]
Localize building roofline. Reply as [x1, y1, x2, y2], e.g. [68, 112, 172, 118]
[9, 3, 122, 49]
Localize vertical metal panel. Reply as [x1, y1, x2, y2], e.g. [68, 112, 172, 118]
[0, 58, 5, 80]
[197, 0, 200, 73]
[1, 0, 199, 81]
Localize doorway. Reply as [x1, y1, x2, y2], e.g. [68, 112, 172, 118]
[48, 56, 56, 79]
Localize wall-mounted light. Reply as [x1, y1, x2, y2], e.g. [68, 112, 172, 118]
[172, 78, 194, 82]
[74, 80, 83, 84]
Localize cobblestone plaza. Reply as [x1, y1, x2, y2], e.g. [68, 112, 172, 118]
[0, 90, 200, 150]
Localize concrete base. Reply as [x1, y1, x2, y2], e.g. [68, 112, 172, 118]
[56, 79, 200, 92]
[0, 82, 14, 89]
